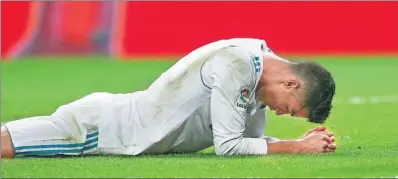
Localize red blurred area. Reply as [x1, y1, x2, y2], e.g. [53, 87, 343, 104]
[59, 2, 101, 47]
[123, 1, 398, 56]
[1, 1, 32, 57]
[2, 1, 398, 58]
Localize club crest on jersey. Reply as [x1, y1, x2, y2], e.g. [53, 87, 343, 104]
[236, 87, 250, 109]
[240, 88, 250, 103]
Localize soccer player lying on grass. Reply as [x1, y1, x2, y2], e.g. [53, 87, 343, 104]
[1, 38, 336, 158]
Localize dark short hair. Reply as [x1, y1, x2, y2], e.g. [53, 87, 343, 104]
[290, 61, 336, 123]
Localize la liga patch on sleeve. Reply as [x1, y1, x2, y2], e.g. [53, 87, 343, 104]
[235, 86, 250, 109]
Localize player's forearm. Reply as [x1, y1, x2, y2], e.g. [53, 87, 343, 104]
[266, 140, 301, 154]
[216, 138, 313, 155]
[215, 137, 268, 156]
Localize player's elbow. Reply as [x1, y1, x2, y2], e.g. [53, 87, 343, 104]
[215, 146, 228, 156]
[214, 140, 240, 156]
[215, 146, 233, 156]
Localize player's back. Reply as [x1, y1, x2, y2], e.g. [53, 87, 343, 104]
[99, 38, 266, 155]
[130, 40, 229, 153]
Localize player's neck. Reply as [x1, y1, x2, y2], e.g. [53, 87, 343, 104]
[256, 56, 293, 102]
[260, 59, 292, 85]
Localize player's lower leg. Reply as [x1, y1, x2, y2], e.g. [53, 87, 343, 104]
[1, 126, 15, 158]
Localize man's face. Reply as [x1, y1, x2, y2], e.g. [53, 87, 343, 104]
[257, 79, 309, 119]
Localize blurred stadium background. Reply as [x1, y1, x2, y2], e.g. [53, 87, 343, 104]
[2, 1, 397, 59]
[1, 1, 398, 178]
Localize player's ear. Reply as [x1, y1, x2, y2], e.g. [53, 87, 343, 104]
[283, 76, 299, 90]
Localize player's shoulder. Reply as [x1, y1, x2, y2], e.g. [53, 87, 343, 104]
[220, 45, 254, 61]
[215, 46, 257, 84]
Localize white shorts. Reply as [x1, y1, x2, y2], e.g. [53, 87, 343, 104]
[4, 92, 119, 158]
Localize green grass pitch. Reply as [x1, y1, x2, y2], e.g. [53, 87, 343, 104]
[1, 56, 398, 178]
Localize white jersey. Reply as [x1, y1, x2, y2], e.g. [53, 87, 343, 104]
[98, 38, 278, 155]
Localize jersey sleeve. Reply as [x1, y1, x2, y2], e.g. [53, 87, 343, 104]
[243, 108, 281, 143]
[203, 46, 268, 155]
[243, 108, 266, 138]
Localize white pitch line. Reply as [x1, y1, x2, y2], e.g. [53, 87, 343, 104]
[264, 95, 398, 110]
[333, 95, 398, 105]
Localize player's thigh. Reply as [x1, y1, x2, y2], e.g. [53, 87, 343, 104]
[52, 92, 115, 130]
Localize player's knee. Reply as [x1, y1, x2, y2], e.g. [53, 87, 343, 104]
[1, 126, 16, 158]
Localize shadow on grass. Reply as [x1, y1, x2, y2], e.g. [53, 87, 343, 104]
[17, 152, 253, 159]
[15, 151, 349, 160]
[15, 143, 392, 159]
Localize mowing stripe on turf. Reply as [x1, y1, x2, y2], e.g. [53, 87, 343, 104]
[333, 95, 398, 105]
